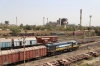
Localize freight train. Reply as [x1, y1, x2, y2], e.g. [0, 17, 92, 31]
[0, 40, 79, 66]
[0, 36, 58, 50]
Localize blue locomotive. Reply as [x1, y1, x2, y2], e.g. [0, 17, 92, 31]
[46, 40, 79, 56]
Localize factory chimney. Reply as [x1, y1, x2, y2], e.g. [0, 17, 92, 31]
[47, 18, 48, 24]
[43, 17, 45, 26]
[80, 9, 82, 26]
[16, 17, 17, 26]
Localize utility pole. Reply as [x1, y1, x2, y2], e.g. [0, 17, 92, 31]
[23, 36, 26, 66]
[89, 15, 92, 42]
[87, 15, 92, 50]
[74, 24, 76, 40]
[83, 29, 85, 42]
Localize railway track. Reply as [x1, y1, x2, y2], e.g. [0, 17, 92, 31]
[15, 37, 100, 66]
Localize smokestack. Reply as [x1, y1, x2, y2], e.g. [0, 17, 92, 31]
[80, 9, 82, 26]
[43, 17, 45, 26]
[47, 18, 48, 24]
[16, 17, 17, 26]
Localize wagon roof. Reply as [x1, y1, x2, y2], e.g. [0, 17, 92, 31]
[13, 38, 23, 41]
[41, 38, 50, 40]
[0, 39, 12, 42]
[25, 37, 36, 40]
[0, 49, 17, 55]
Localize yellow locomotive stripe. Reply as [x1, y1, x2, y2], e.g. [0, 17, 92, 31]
[56, 46, 71, 51]
[73, 45, 78, 47]
[56, 48, 65, 51]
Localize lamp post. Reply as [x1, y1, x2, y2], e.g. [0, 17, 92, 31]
[74, 24, 76, 40]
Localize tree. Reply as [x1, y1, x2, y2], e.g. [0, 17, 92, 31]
[10, 26, 21, 36]
[20, 23, 24, 29]
[36, 26, 45, 30]
[45, 24, 52, 30]
[24, 24, 32, 30]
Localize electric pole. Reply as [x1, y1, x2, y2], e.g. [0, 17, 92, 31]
[23, 36, 26, 66]
[87, 15, 92, 50]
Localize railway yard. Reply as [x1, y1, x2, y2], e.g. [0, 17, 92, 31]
[0, 36, 99, 66]
[9, 36, 100, 66]
[1, 0, 100, 66]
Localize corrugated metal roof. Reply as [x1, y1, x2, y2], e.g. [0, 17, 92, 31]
[13, 38, 23, 41]
[0, 49, 16, 55]
[41, 38, 50, 40]
[25, 37, 36, 40]
[0, 38, 12, 42]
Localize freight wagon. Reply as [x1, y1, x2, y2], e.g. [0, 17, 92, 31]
[0, 46, 47, 66]
[0, 37, 37, 50]
[36, 36, 58, 44]
[0, 38, 12, 49]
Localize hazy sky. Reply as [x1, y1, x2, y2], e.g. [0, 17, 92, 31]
[0, 0, 100, 26]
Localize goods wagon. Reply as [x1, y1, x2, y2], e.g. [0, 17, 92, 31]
[1, 37, 37, 49]
[12, 38, 23, 48]
[24, 37, 37, 46]
[0, 38, 12, 49]
[67, 31, 84, 36]
[0, 45, 47, 66]
[36, 36, 58, 44]
[0, 49, 19, 65]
